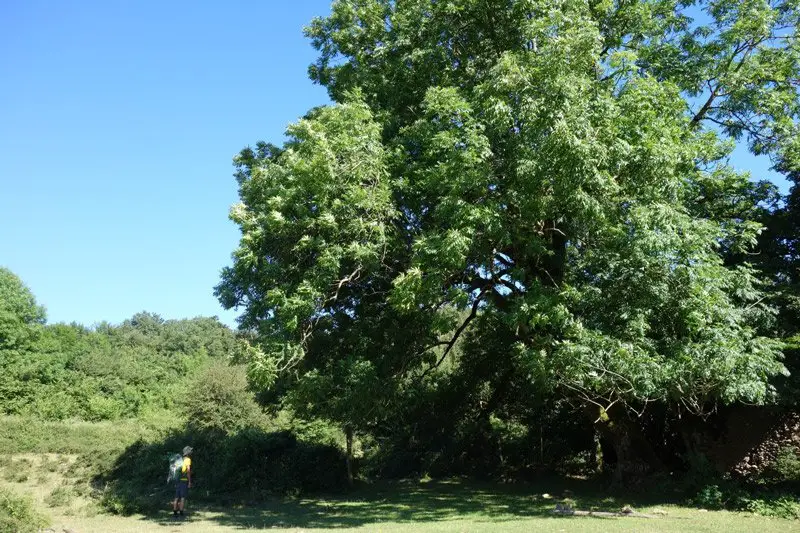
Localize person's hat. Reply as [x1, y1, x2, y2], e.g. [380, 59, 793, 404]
[183, 446, 193, 455]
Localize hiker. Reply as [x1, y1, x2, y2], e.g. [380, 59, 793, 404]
[172, 446, 193, 517]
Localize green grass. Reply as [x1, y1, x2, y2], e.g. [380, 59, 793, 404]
[44, 485, 76, 508]
[2, 458, 32, 483]
[0, 416, 796, 531]
[1, 459, 798, 532]
[50, 479, 800, 532]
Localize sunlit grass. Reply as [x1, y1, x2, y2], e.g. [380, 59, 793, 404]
[44, 478, 800, 532]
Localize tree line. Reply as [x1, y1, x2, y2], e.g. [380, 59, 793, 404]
[0, 268, 241, 421]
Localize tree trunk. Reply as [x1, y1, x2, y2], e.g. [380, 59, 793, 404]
[345, 424, 354, 487]
[589, 404, 662, 484]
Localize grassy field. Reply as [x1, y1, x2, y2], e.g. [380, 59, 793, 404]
[2, 460, 797, 532]
[0, 417, 796, 532]
[51, 486, 800, 533]
[39, 506, 800, 533]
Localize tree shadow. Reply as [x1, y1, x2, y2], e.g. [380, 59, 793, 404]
[96, 425, 348, 516]
[97, 423, 688, 529]
[132, 477, 683, 529]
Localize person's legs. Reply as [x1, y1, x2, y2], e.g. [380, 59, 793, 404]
[173, 482, 186, 515]
[174, 482, 188, 515]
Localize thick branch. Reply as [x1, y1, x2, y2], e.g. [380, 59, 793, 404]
[691, 83, 720, 126]
[420, 288, 486, 379]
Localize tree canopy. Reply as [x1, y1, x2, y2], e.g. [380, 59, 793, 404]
[217, 0, 798, 475]
[0, 267, 46, 352]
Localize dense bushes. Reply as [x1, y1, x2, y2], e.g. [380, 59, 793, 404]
[98, 426, 348, 514]
[688, 444, 800, 520]
[365, 398, 594, 481]
[0, 416, 156, 456]
[81, 354, 347, 514]
[0, 309, 243, 421]
[692, 482, 800, 520]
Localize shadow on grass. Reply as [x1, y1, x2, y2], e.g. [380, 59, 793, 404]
[133, 477, 684, 529]
[97, 425, 689, 528]
[96, 425, 348, 517]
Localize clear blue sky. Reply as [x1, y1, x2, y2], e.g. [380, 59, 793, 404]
[0, 1, 789, 329]
[0, 1, 332, 327]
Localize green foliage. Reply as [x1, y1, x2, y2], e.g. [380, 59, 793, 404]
[360, 324, 594, 480]
[687, 445, 800, 520]
[693, 484, 734, 509]
[0, 267, 45, 352]
[219, 2, 794, 466]
[181, 360, 264, 434]
[765, 445, 800, 483]
[288, 416, 344, 448]
[693, 482, 800, 520]
[743, 495, 800, 520]
[0, 488, 49, 533]
[0, 301, 243, 421]
[98, 427, 348, 514]
[0, 416, 155, 456]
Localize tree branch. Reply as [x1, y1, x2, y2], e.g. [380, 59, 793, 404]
[420, 287, 486, 379]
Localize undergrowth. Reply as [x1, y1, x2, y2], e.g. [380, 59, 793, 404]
[0, 488, 49, 533]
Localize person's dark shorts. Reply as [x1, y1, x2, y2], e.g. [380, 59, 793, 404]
[175, 481, 189, 499]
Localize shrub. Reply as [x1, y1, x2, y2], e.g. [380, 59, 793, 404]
[97, 426, 348, 514]
[693, 484, 727, 509]
[743, 496, 800, 520]
[765, 445, 800, 483]
[692, 482, 800, 519]
[0, 488, 49, 533]
[45, 486, 76, 508]
[2, 458, 32, 483]
[180, 360, 264, 434]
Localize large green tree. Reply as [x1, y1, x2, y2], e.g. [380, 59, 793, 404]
[218, 0, 797, 479]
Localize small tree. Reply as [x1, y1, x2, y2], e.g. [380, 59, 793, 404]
[0, 267, 45, 352]
[181, 360, 264, 435]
